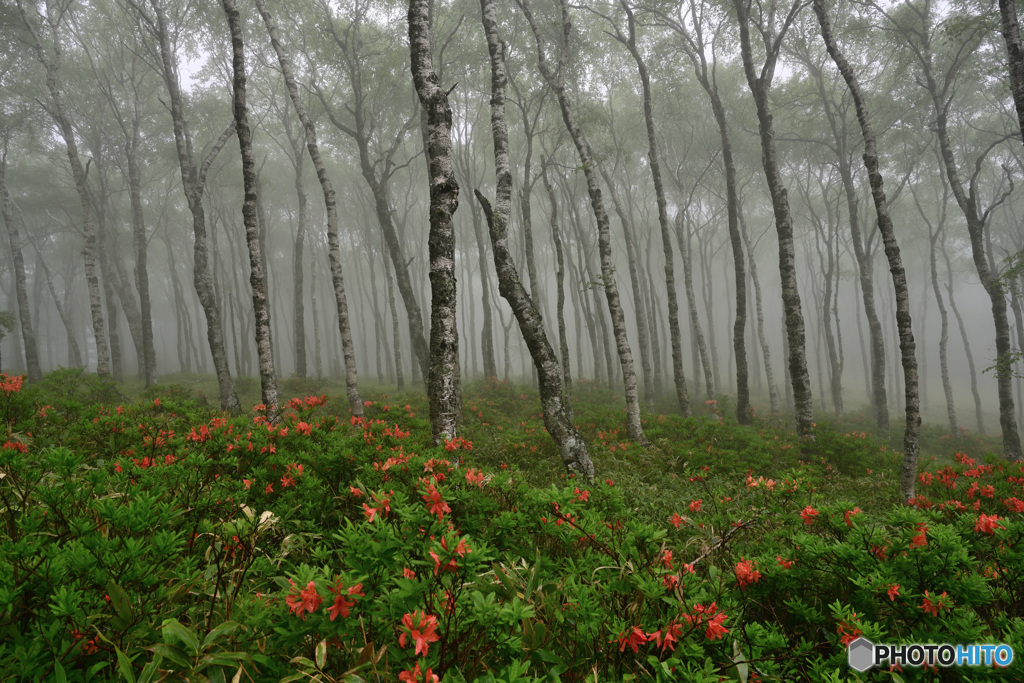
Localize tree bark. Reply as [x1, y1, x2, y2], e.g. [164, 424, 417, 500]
[255, 0, 364, 416]
[999, 0, 1024, 144]
[478, 0, 593, 477]
[521, 0, 646, 444]
[814, 0, 923, 498]
[410, 0, 461, 444]
[733, 0, 814, 438]
[223, 0, 279, 416]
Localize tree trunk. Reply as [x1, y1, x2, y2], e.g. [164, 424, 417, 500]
[224, 0, 279, 416]
[125, 135, 157, 387]
[256, 0, 363, 415]
[602, 169, 653, 408]
[478, 0, 593, 476]
[814, 0, 923, 498]
[384, 248, 405, 389]
[734, 0, 814, 438]
[675, 213, 714, 401]
[999, 0, 1024, 144]
[740, 213, 779, 414]
[0, 148, 42, 383]
[468, 198, 497, 379]
[311, 255, 324, 380]
[541, 160, 575, 422]
[288, 126, 308, 379]
[410, 0, 461, 444]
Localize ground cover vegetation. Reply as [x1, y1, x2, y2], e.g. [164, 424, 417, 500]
[1, 369, 1022, 682]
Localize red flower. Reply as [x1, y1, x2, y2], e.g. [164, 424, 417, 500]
[422, 484, 451, 524]
[734, 558, 761, 588]
[285, 580, 322, 620]
[705, 611, 729, 640]
[1004, 497, 1024, 512]
[661, 550, 673, 569]
[800, 506, 819, 526]
[669, 513, 684, 529]
[887, 584, 900, 601]
[920, 590, 949, 617]
[465, 468, 485, 486]
[398, 611, 440, 656]
[615, 626, 648, 653]
[689, 499, 702, 513]
[573, 488, 590, 503]
[350, 486, 363, 497]
[974, 514, 1004, 535]
[325, 580, 363, 621]
[663, 574, 679, 589]
[843, 507, 862, 527]
[837, 616, 862, 647]
[776, 554, 794, 569]
[398, 662, 438, 683]
[909, 523, 928, 548]
[649, 622, 683, 652]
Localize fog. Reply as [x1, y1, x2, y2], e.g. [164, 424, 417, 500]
[2, 0, 1023, 439]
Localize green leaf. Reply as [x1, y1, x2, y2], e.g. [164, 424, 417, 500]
[208, 666, 226, 683]
[162, 618, 201, 655]
[152, 643, 191, 670]
[114, 647, 136, 683]
[201, 620, 242, 651]
[106, 580, 133, 624]
[53, 659, 67, 683]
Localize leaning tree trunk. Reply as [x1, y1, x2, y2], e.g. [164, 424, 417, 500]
[410, 0, 460, 444]
[478, 0, 593, 477]
[0, 150, 42, 383]
[814, 0, 922, 499]
[255, 0, 364, 416]
[224, 0, 279, 418]
[734, 0, 814, 438]
[522, 0, 646, 444]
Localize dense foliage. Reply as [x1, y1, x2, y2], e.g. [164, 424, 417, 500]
[1, 371, 1022, 681]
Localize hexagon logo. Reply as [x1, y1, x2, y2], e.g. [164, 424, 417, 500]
[848, 637, 876, 672]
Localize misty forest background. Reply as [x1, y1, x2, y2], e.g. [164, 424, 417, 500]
[4, 0, 1024, 489]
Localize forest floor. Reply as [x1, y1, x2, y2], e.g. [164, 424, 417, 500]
[1, 369, 1021, 682]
